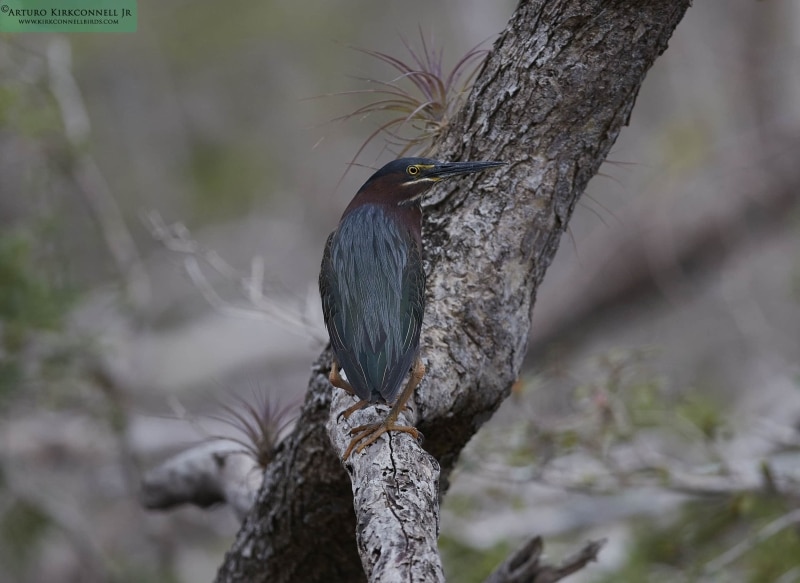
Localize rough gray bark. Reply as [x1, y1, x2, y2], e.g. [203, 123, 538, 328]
[215, 1, 692, 581]
[328, 390, 445, 582]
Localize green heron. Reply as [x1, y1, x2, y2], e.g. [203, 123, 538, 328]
[319, 157, 505, 459]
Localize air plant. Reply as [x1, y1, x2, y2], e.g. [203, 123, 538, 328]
[209, 390, 299, 469]
[323, 30, 489, 171]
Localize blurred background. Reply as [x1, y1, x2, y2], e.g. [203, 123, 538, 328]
[1, 0, 799, 581]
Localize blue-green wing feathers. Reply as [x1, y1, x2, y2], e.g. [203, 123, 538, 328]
[319, 205, 425, 404]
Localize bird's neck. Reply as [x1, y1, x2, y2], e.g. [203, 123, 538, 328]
[341, 200, 422, 245]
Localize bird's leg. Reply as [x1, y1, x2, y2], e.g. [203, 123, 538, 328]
[330, 360, 370, 420]
[342, 358, 425, 460]
[329, 360, 355, 395]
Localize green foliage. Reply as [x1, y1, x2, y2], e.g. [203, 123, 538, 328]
[790, 253, 800, 304]
[442, 492, 479, 520]
[0, 83, 61, 137]
[440, 534, 512, 583]
[0, 233, 69, 338]
[111, 563, 182, 583]
[147, 0, 359, 65]
[187, 139, 274, 224]
[0, 85, 19, 126]
[517, 349, 731, 467]
[675, 393, 727, 442]
[0, 230, 74, 402]
[597, 495, 800, 582]
[0, 499, 51, 570]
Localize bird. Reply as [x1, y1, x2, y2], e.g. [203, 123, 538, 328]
[319, 157, 505, 459]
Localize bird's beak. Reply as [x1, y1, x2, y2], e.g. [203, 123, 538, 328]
[424, 160, 506, 181]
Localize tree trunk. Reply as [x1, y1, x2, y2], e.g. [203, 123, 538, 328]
[214, 0, 692, 581]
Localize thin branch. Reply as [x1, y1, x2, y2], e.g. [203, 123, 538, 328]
[46, 37, 151, 312]
[144, 211, 326, 341]
[141, 441, 261, 521]
[483, 537, 606, 583]
[704, 509, 800, 575]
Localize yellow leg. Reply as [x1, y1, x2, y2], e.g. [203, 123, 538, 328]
[342, 358, 425, 460]
[330, 360, 370, 420]
[329, 360, 356, 395]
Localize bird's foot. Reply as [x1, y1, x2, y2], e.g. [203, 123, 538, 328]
[342, 421, 420, 460]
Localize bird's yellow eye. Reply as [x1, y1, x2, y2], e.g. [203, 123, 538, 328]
[406, 165, 420, 176]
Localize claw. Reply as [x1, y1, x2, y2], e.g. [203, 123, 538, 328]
[339, 357, 426, 460]
[342, 421, 420, 460]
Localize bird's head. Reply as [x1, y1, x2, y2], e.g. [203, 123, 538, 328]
[350, 157, 506, 209]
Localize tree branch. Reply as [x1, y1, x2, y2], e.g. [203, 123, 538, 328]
[327, 391, 445, 582]
[483, 537, 606, 583]
[214, 1, 692, 581]
[47, 37, 151, 312]
[140, 441, 261, 521]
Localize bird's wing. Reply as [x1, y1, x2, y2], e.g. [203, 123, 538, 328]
[379, 234, 425, 404]
[320, 206, 425, 404]
[320, 230, 371, 402]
